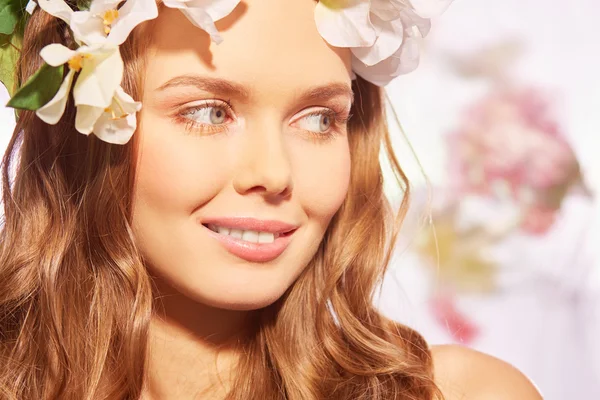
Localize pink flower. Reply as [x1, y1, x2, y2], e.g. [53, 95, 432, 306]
[520, 205, 557, 235]
[430, 292, 480, 344]
[448, 87, 579, 205]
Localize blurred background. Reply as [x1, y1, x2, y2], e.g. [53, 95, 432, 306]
[376, 0, 600, 399]
[1, 0, 598, 398]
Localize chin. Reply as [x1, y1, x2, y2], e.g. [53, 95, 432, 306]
[207, 297, 281, 311]
[173, 270, 295, 311]
[195, 287, 288, 311]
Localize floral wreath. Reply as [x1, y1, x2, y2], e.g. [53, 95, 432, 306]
[0, 0, 451, 144]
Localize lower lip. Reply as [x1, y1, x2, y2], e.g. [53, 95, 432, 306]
[202, 225, 294, 263]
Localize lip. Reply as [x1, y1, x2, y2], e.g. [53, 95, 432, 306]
[199, 217, 298, 263]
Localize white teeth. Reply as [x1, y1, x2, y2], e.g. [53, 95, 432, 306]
[207, 225, 278, 243]
[229, 229, 243, 239]
[241, 230, 259, 243]
[258, 232, 275, 243]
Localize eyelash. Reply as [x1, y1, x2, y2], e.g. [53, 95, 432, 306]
[174, 99, 352, 140]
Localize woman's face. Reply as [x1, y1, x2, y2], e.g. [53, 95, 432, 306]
[132, 0, 353, 310]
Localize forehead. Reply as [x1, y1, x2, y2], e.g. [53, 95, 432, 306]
[145, 0, 353, 94]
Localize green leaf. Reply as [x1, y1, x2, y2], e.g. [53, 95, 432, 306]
[76, 0, 91, 11]
[0, 0, 25, 35]
[0, 32, 20, 95]
[6, 62, 64, 110]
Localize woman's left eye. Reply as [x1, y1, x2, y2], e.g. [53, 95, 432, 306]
[296, 111, 334, 134]
[295, 108, 352, 136]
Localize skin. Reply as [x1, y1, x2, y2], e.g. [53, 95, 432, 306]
[131, 0, 543, 398]
[432, 345, 544, 400]
[133, 2, 352, 313]
[134, 1, 352, 397]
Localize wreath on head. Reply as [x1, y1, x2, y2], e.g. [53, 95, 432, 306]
[0, 0, 452, 144]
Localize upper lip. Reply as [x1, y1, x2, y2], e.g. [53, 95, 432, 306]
[201, 217, 298, 234]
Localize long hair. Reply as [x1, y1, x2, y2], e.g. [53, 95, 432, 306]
[0, 4, 442, 399]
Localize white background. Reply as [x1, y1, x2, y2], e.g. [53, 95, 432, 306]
[380, 1, 600, 398]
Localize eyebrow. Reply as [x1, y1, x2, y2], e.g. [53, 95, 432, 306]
[301, 82, 355, 106]
[155, 75, 354, 106]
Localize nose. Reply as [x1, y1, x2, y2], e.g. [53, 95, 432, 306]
[232, 122, 293, 200]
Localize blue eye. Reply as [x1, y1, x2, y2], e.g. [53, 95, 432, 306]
[297, 112, 333, 133]
[176, 100, 351, 138]
[182, 104, 228, 125]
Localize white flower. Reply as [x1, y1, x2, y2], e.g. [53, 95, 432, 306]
[351, 5, 432, 86]
[77, 86, 141, 144]
[162, 0, 241, 44]
[315, 0, 453, 86]
[35, 43, 126, 132]
[409, 0, 453, 18]
[34, 0, 153, 143]
[37, 0, 158, 45]
[314, 0, 376, 49]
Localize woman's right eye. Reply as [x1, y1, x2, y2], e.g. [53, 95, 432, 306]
[182, 105, 228, 125]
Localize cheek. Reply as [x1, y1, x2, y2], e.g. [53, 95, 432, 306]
[132, 113, 230, 214]
[291, 138, 351, 225]
[130, 112, 234, 280]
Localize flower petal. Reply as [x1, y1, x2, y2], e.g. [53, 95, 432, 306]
[75, 105, 105, 134]
[351, 13, 404, 66]
[37, 0, 73, 24]
[39, 43, 76, 67]
[394, 35, 421, 74]
[162, 0, 187, 7]
[351, 34, 420, 86]
[114, 86, 142, 114]
[314, 0, 376, 48]
[370, 0, 403, 21]
[92, 87, 141, 144]
[92, 111, 138, 144]
[35, 69, 76, 124]
[189, 0, 241, 22]
[90, 0, 122, 14]
[73, 44, 124, 109]
[108, 0, 159, 45]
[409, 0, 453, 18]
[402, 7, 431, 37]
[70, 11, 107, 45]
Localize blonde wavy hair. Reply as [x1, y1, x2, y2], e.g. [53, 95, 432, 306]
[0, 3, 443, 399]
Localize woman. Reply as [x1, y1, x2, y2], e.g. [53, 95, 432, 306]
[0, 0, 543, 398]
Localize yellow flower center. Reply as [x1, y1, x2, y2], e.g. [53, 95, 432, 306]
[319, 0, 349, 10]
[104, 103, 128, 120]
[102, 9, 119, 34]
[67, 53, 92, 72]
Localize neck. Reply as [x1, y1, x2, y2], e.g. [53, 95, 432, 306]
[142, 277, 253, 400]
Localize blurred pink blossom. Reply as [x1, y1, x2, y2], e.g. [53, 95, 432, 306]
[520, 205, 557, 235]
[447, 87, 581, 234]
[430, 292, 480, 344]
[449, 88, 575, 194]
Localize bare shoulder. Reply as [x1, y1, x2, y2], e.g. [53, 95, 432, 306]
[431, 344, 543, 400]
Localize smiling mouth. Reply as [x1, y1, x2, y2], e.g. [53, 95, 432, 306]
[202, 224, 295, 244]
